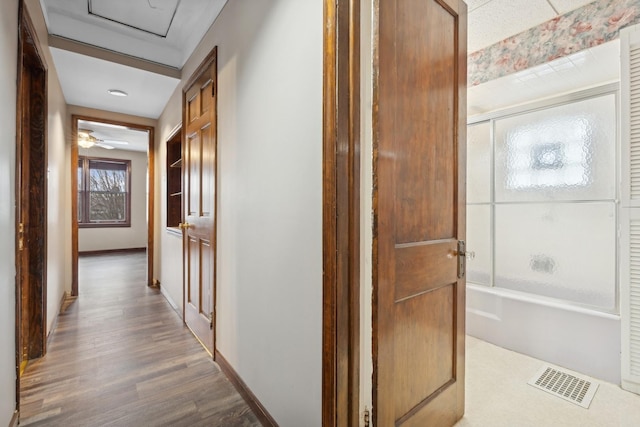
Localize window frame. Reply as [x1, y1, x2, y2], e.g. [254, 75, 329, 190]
[78, 155, 132, 228]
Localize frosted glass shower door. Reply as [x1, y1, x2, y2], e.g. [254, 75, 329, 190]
[494, 203, 616, 309]
[467, 122, 491, 286]
[494, 95, 616, 203]
[492, 94, 617, 310]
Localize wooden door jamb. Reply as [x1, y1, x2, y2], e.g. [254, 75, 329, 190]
[323, 0, 361, 425]
[15, 0, 49, 416]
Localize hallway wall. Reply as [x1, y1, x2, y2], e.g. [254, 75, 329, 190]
[156, 0, 323, 425]
[0, 0, 70, 422]
[0, 1, 19, 423]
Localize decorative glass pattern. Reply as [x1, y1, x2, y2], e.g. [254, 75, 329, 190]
[495, 94, 616, 202]
[466, 91, 618, 311]
[494, 202, 616, 310]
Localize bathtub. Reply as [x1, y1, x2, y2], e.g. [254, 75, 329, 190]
[466, 283, 621, 384]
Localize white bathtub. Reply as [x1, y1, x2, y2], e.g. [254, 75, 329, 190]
[466, 283, 621, 384]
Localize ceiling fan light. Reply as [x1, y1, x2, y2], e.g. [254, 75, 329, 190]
[107, 89, 128, 97]
[78, 138, 95, 149]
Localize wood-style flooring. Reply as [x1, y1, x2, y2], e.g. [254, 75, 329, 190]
[19, 252, 260, 427]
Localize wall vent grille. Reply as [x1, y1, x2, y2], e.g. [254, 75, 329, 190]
[527, 365, 598, 409]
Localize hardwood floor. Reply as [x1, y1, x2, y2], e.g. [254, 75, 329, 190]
[20, 252, 260, 427]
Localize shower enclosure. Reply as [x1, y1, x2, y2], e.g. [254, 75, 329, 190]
[466, 84, 620, 384]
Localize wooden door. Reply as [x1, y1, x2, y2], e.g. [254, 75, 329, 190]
[182, 48, 218, 355]
[373, 0, 467, 426]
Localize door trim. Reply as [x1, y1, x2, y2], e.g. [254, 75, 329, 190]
[322, 0, 361, 424]
[15, 0, 48, 415]
[70, 115, 155, 295]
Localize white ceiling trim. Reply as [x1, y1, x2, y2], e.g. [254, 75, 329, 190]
[48, 35, 181, 78]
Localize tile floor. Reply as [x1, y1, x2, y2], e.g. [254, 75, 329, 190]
[456, 336, 640, 427]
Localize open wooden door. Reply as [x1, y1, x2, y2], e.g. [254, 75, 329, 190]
[182, 48, 218, 355]
[373, 0, 467, 425]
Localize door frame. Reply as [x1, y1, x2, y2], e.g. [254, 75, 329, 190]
[70, 115, 155, 295]
[15, 0, 48, 415]
[322, 0, 361, 424]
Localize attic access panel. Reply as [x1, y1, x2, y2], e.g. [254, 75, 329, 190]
[88, 0, 181, 38]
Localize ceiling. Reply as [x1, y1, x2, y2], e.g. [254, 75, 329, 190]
[39, 0, 228, 121]
[78, 119, 150, 153]
[38, 0, 608, 124]
[40, 0, 228, 67]
[51, 47, 180, 118]
[467, 0, 595, 52]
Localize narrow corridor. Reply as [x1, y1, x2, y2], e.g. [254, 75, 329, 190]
[19, 252, 259, 426]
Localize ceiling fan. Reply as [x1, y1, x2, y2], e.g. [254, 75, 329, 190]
[78, 129, 128, 150]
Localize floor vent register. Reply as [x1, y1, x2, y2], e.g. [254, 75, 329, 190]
[527, 365, 599, 409]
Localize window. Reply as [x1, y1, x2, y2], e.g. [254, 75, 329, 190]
[466, 90, 618, 312]
[78, 156, 131, 227]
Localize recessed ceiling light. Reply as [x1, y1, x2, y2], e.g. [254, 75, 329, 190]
[108, 89, 128, 97]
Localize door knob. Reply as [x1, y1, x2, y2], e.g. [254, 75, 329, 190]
[447, 249, 475, 259]
[178, 222, 191, 229]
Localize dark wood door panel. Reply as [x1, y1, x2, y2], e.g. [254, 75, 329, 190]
[185, 236, 213, 352]
[186, 131, 201, 216]
[374, 0, 466, 425]
[393, 285, 455, 418]
[393, 0, 457, 245]
[201, 123, 214, 217]
[399, 385, 460, 427]
[395, 240, 458, 301]
[186, 236, 199, 307]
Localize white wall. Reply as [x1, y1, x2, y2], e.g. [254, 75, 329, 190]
[78, 148, 148, 252]
[156, 0, 323, 424]
[0, 1, 18, 422]
[156, 102, 183, 312]
[46, 66, 71, 333]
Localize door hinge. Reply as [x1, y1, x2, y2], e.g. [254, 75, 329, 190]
[457, 240, 475, 279]
[363, 407, 370, 427]
[457, 240, 466, 279]
[210, 311, 214, 330]
[212, 82, 216, 97]
[18, 222, 24, 251]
